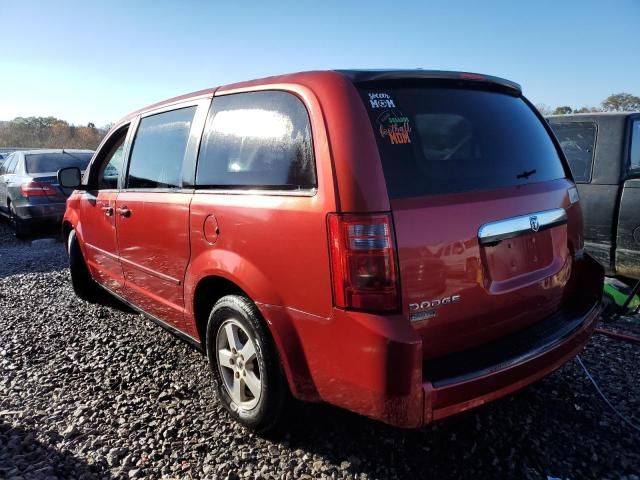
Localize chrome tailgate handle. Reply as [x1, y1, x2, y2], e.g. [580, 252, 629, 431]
[478, 208, 567, 246]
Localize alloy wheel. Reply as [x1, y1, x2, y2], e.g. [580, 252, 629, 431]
[216, 318, 262, 410]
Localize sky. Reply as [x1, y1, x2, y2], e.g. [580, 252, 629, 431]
[0, 0, 638, 127]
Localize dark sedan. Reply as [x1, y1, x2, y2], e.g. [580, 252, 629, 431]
[0, 149, 93, 237]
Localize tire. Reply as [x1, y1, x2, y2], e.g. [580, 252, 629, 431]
[9, 202, 29, 239]
[67, 230, 100, 302]
[206, 295, 288, 433]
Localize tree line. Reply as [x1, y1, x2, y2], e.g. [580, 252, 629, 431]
[536, 92, 640, 116]
[0, 92, 637, 150]
[0, 117, 111, 150]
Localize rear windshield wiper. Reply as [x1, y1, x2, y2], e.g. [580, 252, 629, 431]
[516, 169, 537, 179]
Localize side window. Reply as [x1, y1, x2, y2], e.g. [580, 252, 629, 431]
[196, 91, 316, 190]
[0, 154, 12, 174]
[631, 119, 640, 171]
[98, 131, 128, 189]
[5, 155, 19, 174]
[548, 122, 597, 183]
[126, 107, 196, 189]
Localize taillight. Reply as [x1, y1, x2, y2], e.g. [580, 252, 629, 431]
[328, 213, 399, 312]
[20, 182, 57, 197]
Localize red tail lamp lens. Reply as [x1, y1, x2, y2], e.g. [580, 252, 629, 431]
[20, 182, 57, 197]
[328, 213, 399, 312]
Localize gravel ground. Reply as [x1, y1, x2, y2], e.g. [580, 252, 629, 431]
[0, 221, 639, 480]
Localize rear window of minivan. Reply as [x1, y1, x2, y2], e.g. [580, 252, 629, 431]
[359, 86, 566, 198]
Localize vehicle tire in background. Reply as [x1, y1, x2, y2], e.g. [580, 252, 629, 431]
[67, 229, 100, 302]
[9, 202, 29, 239]
[206, 295, 288, 434]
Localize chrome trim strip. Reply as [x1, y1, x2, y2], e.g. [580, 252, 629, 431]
[85, 243, 181, 285]
[193, 188, 317, 197]
[85, 242, 120, 261]
[118, 255, 182, 285]
[478, 208, 567, 246]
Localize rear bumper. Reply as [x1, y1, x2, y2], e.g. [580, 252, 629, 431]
[424, 299, 600, 423]
[15, 202, 66, 223]
[273, 254, 603, 428]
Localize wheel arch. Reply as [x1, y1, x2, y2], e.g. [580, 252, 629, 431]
[190, 272, 319, 401]
[185, 249, 283, 342]
[192, 275, 248, 350]
[62, 220, 73, 245]
[61, 209, 84, 250]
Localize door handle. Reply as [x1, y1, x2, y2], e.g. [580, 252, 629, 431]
[117, 206, 131, 218]
[102, 206, 114, 217]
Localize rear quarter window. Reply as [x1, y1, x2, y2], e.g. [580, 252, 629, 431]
[5, 155, 19, 174]
[196, 91, 316, 190]
[548, 122, 597, 183]
[359, 86, 566, 198]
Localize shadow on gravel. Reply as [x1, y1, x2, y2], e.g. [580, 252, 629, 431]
[0, 222, 68, 279]
[0, 419, 113, 479]
[284, 402, 497, 478]
[0, 245, 67, 279]
[283, 375, 636, 479]
[92, 289, 137, 314]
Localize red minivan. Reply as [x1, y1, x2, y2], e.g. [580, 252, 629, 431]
[58, 70, 604, 432]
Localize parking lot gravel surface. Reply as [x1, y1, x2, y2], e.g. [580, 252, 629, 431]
[1, 221, 639, 480]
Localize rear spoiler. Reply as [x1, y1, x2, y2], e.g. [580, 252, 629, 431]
[337, 70, 522, 95]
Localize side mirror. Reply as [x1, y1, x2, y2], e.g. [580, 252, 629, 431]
[58, 167, 83, 189]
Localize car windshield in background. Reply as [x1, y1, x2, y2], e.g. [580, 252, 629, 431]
[548, 122, 597, 182]
[25, 152, 92, 174]
[359, 86, 566, 198]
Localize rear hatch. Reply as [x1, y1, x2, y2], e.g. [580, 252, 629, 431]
[358, 80, 581, 359]
[24, 152, 92, 200]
